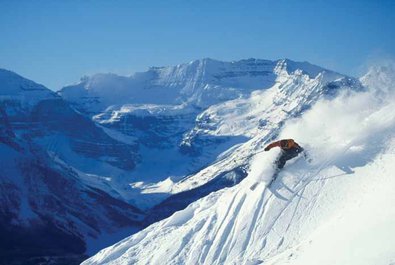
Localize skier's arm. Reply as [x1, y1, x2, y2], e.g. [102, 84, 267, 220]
[264, 141, 281, 151]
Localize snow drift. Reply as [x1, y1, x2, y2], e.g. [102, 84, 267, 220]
[83, 63, 395, 265]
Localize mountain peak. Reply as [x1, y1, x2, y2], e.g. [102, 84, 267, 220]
[0, 68, 56, 105]
[59, 58, 345, 112]
[274, 58, 338, 78]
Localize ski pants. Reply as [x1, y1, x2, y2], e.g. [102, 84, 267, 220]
[276, 147, 304, 169]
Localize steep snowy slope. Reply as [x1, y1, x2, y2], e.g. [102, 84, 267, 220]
[83, 65, 395, 265]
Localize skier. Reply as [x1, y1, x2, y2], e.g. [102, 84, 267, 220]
[264, 139, 304, 169]
[249, 139, 306, 190]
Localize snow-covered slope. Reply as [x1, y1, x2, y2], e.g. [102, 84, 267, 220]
[83, 64, 395, 265]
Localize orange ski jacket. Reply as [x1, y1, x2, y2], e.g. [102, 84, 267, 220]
[264, 139, 301, 151]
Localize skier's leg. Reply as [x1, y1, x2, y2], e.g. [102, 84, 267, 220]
[275, 156, 287, 169]
[280, 149, 300, 166]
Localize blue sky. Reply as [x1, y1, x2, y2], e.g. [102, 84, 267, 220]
[0, 0, 394, 90]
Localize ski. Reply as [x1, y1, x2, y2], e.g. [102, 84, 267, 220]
[249, 182, 259, 190]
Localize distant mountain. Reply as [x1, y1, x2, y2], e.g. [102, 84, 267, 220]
[0, 69, 56, 106]
[0, 70, 143, 264]
[59, 58, 339, 113]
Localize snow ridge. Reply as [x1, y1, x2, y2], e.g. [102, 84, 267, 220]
[59, 58, 338, 113]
